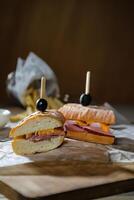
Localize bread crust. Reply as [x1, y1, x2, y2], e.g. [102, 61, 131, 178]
[10, 110, 65, 137]
[59, 103, 115, 125]
[67, 131, 115, 145]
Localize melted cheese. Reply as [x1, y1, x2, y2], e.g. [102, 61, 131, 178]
[15, 128, 65, 141]
[37, 129, 54, 136]
[101, 124, 110, 132]
[75, 120, 109, 132]
[75, 120, 87, 126]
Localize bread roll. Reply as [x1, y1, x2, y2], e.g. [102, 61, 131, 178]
[59, 103, 115, 124]
[12, 136, 64, 155]
[66, 131, 114, 145]
[10, 111, 64, 137]
[10, 110, 65, 155]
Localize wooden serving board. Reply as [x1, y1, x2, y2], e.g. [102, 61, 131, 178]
[0, 139, 134, 200]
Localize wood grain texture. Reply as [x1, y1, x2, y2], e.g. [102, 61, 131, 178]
[0, 164, 134, 199]
[0, 1, 134, 105]
[0, 138, 134, 199]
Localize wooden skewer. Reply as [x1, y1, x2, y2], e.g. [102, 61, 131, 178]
[80, 71, 92, 106]
[40, 76, 46, 99]
[85, 71, 91, 95]
[36, 76, 48, 112]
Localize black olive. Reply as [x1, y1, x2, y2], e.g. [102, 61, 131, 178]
[80, 93, 92, 106]
[36, 98, 48, 112]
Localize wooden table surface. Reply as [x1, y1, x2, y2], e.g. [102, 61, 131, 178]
[0, 107, 134, 200]
[0, 162, 134, 200]
[0, 139, 134, 200]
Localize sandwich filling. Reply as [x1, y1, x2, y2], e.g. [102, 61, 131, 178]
[64, 120, 114, 137]
[14, 127, 65, 143]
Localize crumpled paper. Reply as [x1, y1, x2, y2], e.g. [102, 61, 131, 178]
[7, 52, 60, 105]
[107, 125, 134, 162]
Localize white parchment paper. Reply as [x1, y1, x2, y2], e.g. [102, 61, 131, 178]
[107, 125, 134, 162]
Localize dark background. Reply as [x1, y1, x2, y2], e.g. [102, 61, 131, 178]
[0, 0, 134, 105]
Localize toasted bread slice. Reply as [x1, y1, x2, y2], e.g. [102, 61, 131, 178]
[10, 111, 64, 138]
[66, 131, 115, 145]
[59, 103, 115, 125]
[12, 136, 64, 155]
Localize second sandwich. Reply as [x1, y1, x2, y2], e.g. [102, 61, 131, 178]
[59, 103, 115, 145]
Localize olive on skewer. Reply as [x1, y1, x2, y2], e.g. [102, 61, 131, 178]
[36, 77, 48, 112]
[80, 71, 92, 106]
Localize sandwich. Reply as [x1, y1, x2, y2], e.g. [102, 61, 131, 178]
[59, 103, 115, 145]
[10, 111, 65, 155]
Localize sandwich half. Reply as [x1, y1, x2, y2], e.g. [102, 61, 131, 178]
[59, 103, 116, 145]
[10, 111, 65, 155]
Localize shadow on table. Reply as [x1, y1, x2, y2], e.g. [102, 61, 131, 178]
[0, 139, 134, 177]
[0, 160, 134, 177]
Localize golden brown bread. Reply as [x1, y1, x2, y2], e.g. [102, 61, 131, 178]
[59, 103, 115, 125]
[10, 110, 65, 137]
[12, 136, 64, 155]
[66, 131, 115, 145]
